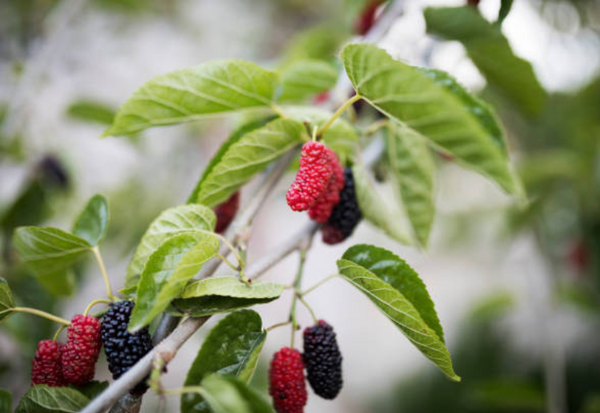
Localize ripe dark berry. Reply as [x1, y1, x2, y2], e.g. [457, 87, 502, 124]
[31, 340, 65, 387]
[286, 141, 333, 212]
[101, 301, 153, 394]
[322, 168, 362, 244]
[303, 320, 343, 400]
[269, 347, 307, 413]
[308, 148, 344, 223]
[214, 191, 240, 233]
[61, 315, 102, 386]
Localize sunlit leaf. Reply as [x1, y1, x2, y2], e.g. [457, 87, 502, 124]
[105, 60, 279, 136]
[197, 375, 274, 413]
[0, 278, 15, 324]
[72, 194, 109, 246]
[278, 60, 337, 102]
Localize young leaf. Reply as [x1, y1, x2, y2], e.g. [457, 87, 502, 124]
[181, 310, 266, 413]
[72, 194, 109, 246]
[66, 100, 115, 125]
[337, 244, 459, 381]
[341, 43, 519, 194]
[352, 163, 412, 245]
[386, 123, 436, 247]
[0, 388, 10, 413]
[197, 375, 275, 413]
[129, 232, 219, 331]
[173, 277, 283, 317]
[424, 6, 546, 117]
[12, 227, 91, 279]
[285, 106, 358, 165]
[15, 385, 89, 413]
[497, 0, 514, 26]
[278, 60, 337, 102]
[193, 118, 305, 208]
[0, 278, 15, 324]
[105, 60, 279, 137]
[187, 116, 276, 204]
[124, 204, 216, 290]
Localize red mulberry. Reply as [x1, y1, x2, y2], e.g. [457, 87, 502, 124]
[303, 320, 343, 399]
[31, 340, 65, 387]
[322, 168, 362, 244]
[269, 347, 307, 413]
[214, 191, 240, 233]
[286, 142, 333, 212]
[61, 315, 102, 386]
[308, 148, 344, 223]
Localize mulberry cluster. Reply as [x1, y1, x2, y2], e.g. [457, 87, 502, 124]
[303, 321, 343, 399]
[101, 301, 154, 394]
[321, 168, 362, 244]
[269, 347, 307, 413]
[61, 315, 102, 386]
[286, 142, 333, 212]
[308, 149, 344, 223]
[31, 340, 65, 387]
[214, 191, 240, 233]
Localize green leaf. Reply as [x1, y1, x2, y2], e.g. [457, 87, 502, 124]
[12, 227, 91, 292]
[15, 385, 89, 413]
[66, 100, 115, 125]
[341, 43, 519, 194]
[129, 232, 219, 331]
[278, 60, 337, 102]
[105, 60, 279, 137]
[386, 123, 436, 247]
[193, 118, 306, 208]
[337, 244, 459, 381]
[424, 6, 546, 117]
[187, 116, 276, 204]
[0, 388, 11, 413]
[0, 278, 15, 324]
[72, 381, 109, 400]
[285, 106, 358, 165]
[124, 204, 216, 290]
[197, 375, 274, 413]
[72, 194, 109, 246]
[181, 310, 266, 413]
[352, 162, 412, 244]
[173, 277, 283, 317]
[497, 0, 514, 26]
[281, 25, 349, 67]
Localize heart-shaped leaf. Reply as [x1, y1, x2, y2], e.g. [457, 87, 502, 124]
[0, 388, 10, 413]
[72, 194, 109, 246]
[337, 244, 459, 381]
[352, 162, 412, 245]
[193, 118, 306, 208]
[129, 232, 219, 332]
[386, 123, 436, 247]
[15, 385, 89, 413]
[124, 204, 216, 290]
[341, 43, 519, 195]
[196, 375, 274, 413]
[278, 60, 337, 102]
[181, 310, 266, 413]
[0, 278, 15, 324]
[105, 60, 279, 137]
[173, 277, 283, 317]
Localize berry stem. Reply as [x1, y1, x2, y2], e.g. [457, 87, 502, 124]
[296, 293, 318, 325]
[160, 386, 205, 397]
[214, 233, 245, 272]
[92, 246, 116, 301]
[266, 320, 292, 332]
[216, 254, 239, 272]
[364, 118, 389, 136]
[83, 298, 112, 316]
[318, 94, 361, 137]
[11, 307, 70, 326]
[301, 273, 340, 296]
[52, 324, 67, 341]
[289, 249, 308, 348]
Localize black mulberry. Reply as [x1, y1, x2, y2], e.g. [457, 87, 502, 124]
[321, 168, 361, 244]
[303, 320, 343, 399]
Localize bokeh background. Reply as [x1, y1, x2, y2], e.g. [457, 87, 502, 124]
[1, 0, 600, 412]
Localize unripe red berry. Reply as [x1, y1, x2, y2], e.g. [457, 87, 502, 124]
[31, 340, 65, 387]
[61, 315, 102, 386]
[214, 191, 240, 233]
[286, 142, 333, 212]
[269, 347, 307, 413]
[308, 148, 344, 223]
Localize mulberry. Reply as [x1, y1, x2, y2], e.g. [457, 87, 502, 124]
[101, 301, 153, 394]
[214, 191, 240, 233]
[31, 340, 65, 387]
[308, 148, 344, 223]
[322, 168, 362, 244]
[286, 142, 333, 212]
[269, 347, 307, 413]
[303, 320, 343, 399]
[61, 315, 102, 386]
